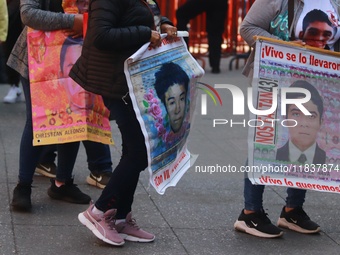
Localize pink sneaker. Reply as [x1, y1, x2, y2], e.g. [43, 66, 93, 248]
[115, 212, 155, 242]
[78, 204, 125, 246]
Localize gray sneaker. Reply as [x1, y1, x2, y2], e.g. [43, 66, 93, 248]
[78, 203, 125, 246]
[115, 212, 155, 242]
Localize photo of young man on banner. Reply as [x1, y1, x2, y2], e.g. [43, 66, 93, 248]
[249, 37, 340, 193]
[124, 35, 204, 194]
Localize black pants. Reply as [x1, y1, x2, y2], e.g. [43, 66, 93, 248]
[95, 97, 148, 219]
[176, 0, 228, 70]
[0, 44, 8, 84]
[39, 141, 112, 173]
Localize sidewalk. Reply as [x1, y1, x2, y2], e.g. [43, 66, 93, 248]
[1, 57, 340, 255]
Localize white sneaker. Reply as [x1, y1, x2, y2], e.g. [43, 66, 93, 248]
[3, 86, 22, 104]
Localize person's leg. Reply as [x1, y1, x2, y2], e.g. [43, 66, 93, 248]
[17, 77, 44, 185]
[3, 8, 23, 104]
[176, 0, 209, 47]
[36, 141, 113, 188]
[3, 48, 22, 104]
[83, 141, 112, 173]
[285, 188, 306, 208]
[78, 97, 153, 243]
[11, 77, 44, 211]
[55, 142, 80, 182]
[244, 177, 265, 212]
[95, 98, 147, 218]
[234, 171, 283, 238]
[0, 43, 8, 84]
[205, 0, 227, 73]
[83, 141, 113, 188]
[47, 141, 91, 204]
[6, 67, 21, 88]
[176, 0, 209, 29]
[35, 145, 57, 177]
[39, 145, 57, 164]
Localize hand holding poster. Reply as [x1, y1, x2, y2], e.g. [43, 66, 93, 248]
[124, 34, 204, 194]
[248, 36, 340, 194]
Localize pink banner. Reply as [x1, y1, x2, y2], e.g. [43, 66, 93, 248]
[28, 0, 112, 146]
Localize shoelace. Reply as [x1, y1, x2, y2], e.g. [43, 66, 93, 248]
[126, 218, 140, 229]
[104, 215, 117, 231]
[254, 210, 272, 224]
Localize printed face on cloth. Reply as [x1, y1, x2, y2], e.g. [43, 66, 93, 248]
[296, 4, 340, 49]
[164, 83, 187, 133]
[286, 100, 322, 152]
[301, 20, 334, 48]
[61, 44, 94, 111]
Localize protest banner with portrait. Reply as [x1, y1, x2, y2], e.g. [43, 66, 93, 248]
[248, 36, 340, 194]
[125, 33, 204, 194]
[28, 0, 112, 146]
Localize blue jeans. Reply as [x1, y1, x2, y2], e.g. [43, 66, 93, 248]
[244, 176, 307, 211]
[19, 77, 80, 184]
[95, 97, 148, 219]
[39, 141, 112, 174]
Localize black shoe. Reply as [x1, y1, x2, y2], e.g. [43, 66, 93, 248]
[86, 171, 112, 189]
[47, 179, 91, 204]
[277, 206, 320, 234]
[11, 183, 32, 211]
[211, 67, 221, 74]
[234, 209, 283, 238]
[35, 162, 57, 178]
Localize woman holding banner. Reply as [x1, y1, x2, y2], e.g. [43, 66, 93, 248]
[234, 0, 340, 238]
[70, 0, 178, 246]
[7, 0, 91, 211]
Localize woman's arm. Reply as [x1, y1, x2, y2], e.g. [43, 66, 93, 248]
[240, 0, 284, 47]
[20, 0, 74, 31]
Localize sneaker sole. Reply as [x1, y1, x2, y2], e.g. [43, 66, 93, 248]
[11, 202, 32, 212]
[120, 233, 155, 243]
[86, 176, 106, 189]
[35, 168, 56, 178]
[3, 95, 23, 104]
[234, 220, 283, 238]
[277, 218, 321, 234]
[3, 99, 18, 104]
[78, 213, 125, 246]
